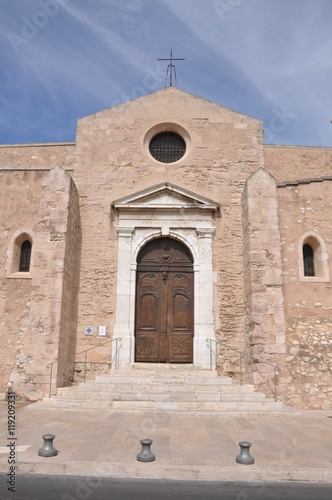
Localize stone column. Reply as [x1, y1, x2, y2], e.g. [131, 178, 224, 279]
[195, 228, 216, 368]
[113, 227, 135, 367]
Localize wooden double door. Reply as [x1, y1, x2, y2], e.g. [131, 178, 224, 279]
[135, 238, 194, 363]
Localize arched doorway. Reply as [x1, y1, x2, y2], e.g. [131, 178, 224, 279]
[135, 237, 194, 363]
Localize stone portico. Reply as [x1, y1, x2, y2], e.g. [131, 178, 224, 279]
[112, 182, 218, 369]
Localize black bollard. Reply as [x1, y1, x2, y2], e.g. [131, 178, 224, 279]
[236, 441, 254, 465]
[38, 434, 58, 457]
[137, 438, 155, 462]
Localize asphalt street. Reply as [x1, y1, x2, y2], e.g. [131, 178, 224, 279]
[1, 474, 332, 500]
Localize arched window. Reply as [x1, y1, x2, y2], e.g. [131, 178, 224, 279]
[303, 243, 314, 276]
[299, 232, 329, 282]
[19, 240, 32, 272]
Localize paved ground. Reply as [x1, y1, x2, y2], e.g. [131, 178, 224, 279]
[0, 401, 332, 483]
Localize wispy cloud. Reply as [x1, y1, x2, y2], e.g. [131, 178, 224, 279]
[0, 0, 331, 145]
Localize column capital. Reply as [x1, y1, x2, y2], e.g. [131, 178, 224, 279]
[196, 227, 215, 238]
[116, 227, 135, 238]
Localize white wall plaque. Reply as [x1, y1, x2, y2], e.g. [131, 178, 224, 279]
[98, 326, 106, 336]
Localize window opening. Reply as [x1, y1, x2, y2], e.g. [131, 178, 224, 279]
[303, 243, 314, 277]
[19, 240, 32, 272]
[149, 132, 186, 163]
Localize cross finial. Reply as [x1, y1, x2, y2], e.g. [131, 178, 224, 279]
[158, 49, 185, 88]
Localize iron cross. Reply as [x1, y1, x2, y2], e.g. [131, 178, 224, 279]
[158, 49, 185, 88]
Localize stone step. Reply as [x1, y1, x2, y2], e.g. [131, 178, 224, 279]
[94, 370, 221, 379]
[91, 376, 233, 386]
[111, 400, 284, 412]
[46, 367, 283, 413]
[55, 389, 265, 403]
[58, 383, 255, 395]
[129, 363, 215, 372]
[47, 398, 113, 410]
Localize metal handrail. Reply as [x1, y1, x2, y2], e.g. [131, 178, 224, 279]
[206, 338, 278, 401]
[46, 337, 122, 398]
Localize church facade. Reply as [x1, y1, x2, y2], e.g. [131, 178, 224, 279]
[1, 87, 331, 409]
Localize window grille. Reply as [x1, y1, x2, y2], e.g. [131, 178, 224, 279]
[19, 240, 32, 272]
[149, 132, 186, 163]
[303, 243, 314, 276]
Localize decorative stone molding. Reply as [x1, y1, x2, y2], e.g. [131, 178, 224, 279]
[112, 182, 218, 369]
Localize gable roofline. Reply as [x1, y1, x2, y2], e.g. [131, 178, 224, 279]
[78, 86, 261, 124]
[112, 181, 220, 210]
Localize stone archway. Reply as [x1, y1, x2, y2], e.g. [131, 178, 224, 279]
[112, 182, 218, 369]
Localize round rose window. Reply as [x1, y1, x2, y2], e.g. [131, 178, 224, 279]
[149, 132, 186, 163]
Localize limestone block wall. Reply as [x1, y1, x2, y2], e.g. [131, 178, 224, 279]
[72, 87, 265, 377]
[9, 165, 78, 399]
[265, 145, 332, 183]
[278, 180, 332, 409]
[242, 168, 286, 396]
[0, 170, 44, 393]
[0, 143, 75, 168]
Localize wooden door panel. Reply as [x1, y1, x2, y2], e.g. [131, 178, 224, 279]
[136, 335, 158, 361]
[135, 238, 194, 363]
[138, 293, 158, 330]
[168, 272, 193, 363]
[135, 271, 166, 362]
[169, 335, 193, 362]
[172, 294, 190, 329]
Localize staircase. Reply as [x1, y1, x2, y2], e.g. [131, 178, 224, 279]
[43, 364, 285, 415]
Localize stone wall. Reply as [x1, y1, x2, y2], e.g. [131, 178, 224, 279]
[265, 145, 332, 183]
[0, 143, 75, 168]
[278, 180, 332, 409]
[0, 170, 44, 393]
[9, 165, 77, 399]
[286, 318, 332, 409]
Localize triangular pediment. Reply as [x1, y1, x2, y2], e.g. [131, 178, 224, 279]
[79, 87, 259, 124]
[112, 182, 219, 211]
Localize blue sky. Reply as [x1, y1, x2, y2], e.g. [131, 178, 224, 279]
[1, 0, 332, 146]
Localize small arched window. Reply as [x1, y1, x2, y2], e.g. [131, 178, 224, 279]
[299, 233, 329, 282]
[19, 240, 32, 272]
[303, 243, 314, 276]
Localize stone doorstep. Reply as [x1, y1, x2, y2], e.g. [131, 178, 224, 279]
[130, 363, 215, 371]
[95, 370, 223, 383]
[92, 376, 233, 385]
[96, 368, 220, 378]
